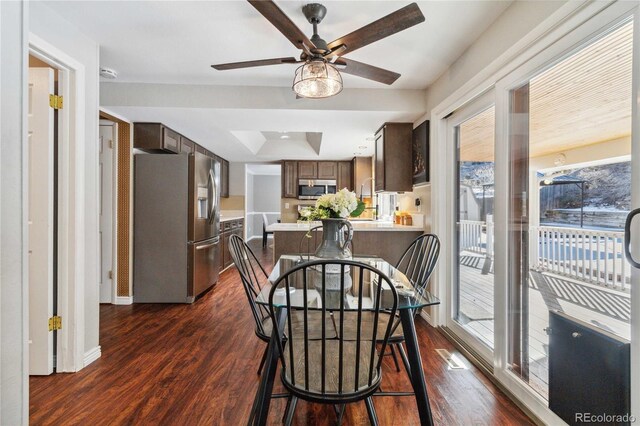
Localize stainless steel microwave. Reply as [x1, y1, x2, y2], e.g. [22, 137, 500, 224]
[297, 179, 337, 200]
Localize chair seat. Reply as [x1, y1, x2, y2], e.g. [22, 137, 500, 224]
[332, 312, 404, 342]
[283, 339, 380, 395]
[258, 311, 338, 341]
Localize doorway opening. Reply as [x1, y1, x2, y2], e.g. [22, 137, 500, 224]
[99, 110, 133, 304]
[244, 164, 282, 249]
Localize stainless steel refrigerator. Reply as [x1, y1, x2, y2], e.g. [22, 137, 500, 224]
[133, 152, 220, 303]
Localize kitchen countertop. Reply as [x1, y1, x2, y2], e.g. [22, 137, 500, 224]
[220, 215, 244, 222]
[266, 221, 423, 232]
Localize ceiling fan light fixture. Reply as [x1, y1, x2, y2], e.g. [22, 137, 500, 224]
[292, 59, 343, 99]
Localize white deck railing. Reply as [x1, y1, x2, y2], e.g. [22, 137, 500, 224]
[532, 226, 630, 292]
[459, 221, 630, 292]
[459, 218, 494, 257]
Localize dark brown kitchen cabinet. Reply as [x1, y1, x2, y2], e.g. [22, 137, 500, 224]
[222, 232, 231, 269]
[282, 161, 298, 198]
[317, 161, 338, 179]
[337, 161, 353, 191]
[220, 158, 229, 198]
[375, 123, 413, 192]
[221, 218, 243, 270]
[180, 136, 195, 154]
[298, 161, 318, 179]
[134, 123, 180, 153]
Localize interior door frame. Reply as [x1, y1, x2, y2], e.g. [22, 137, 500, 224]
[443, 89, 496, 363]
[28, 34, 87, 373]
[99, 120, 119, 304]
[493, 3, 640, 422]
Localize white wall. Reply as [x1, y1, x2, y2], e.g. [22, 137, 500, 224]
[247, 175, 281, 239]
[30, 1, 101, 359]
[228, 162, 245, 196]
[1, 2, 29, 423]
[422, 0, 567, 116]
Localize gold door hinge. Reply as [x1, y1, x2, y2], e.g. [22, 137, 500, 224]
[48, 316, 62, 331]
[49, 94, 63, 110]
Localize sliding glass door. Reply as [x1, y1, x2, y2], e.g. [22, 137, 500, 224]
[440, 5, 640, 421]
[447, 93, 496, 359]
[506, 18, 637, 404]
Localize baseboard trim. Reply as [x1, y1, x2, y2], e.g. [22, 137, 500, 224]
[419, 309, 435, 327]
[114, 296, 133, 305]
[83, 346, 102, 367]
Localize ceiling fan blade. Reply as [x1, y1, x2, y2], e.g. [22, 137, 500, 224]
[247, 0, 315, 52]
[211, 57, 299, 71]
[334, 58, 400, 85]
[327, 2, 425, 56]
[324, 44, 347, 61]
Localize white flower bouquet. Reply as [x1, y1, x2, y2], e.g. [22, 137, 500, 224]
[299, 188, 366, 220]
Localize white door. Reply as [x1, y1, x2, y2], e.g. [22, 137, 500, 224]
[99, 122, 115, 303]
[28, 67, 55, 375]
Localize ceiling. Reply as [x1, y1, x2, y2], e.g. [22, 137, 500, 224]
[246, 164, 281, 175]
[46, 0, 513, 161]
[460, 21, 633, 163]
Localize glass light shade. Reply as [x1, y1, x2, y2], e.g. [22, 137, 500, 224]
[292, 60, 343, 99]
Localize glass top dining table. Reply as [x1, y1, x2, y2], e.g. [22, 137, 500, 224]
[257, 255, 440, 310]
[249, 254, 441, 426]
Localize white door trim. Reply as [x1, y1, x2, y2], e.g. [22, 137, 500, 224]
[442, 89, 495, 363]
[630, 5, 640, 422]
[99, 120, 118, 304]
[29, 33, 87, 372]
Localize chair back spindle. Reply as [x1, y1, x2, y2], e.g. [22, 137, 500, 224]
[268, 259, 398, 403]
[229, 234, 271, 338]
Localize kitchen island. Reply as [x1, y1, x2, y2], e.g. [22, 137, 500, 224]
[266, 221, 424, 265]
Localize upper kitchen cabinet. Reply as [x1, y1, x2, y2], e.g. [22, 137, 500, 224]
[134, 123, 181, 153]
[180, 136, 195, 154]
[375, 123, 413, 192]
[220, 158, 229, 198]
[317, 161, 338, 179]
[412, 120, 430, 185]
[282, 161, 298, 198]
[298, 161, 318, 179]
[297, 161, 338, 180]
[337, 161, 353, 191]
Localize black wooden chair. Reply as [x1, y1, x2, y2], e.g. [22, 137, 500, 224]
[228, 234, 273, 375]
[268, 259, 399, 425]
[380, 234, 440, 377]
[229, 235, 336, 376]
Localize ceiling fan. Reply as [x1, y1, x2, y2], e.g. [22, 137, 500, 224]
[211, 1, 425, 98]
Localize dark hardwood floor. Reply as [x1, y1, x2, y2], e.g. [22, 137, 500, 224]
[30, 239, 533, 425]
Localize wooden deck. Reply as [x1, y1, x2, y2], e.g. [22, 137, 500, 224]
[457, 251, 631, 398]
